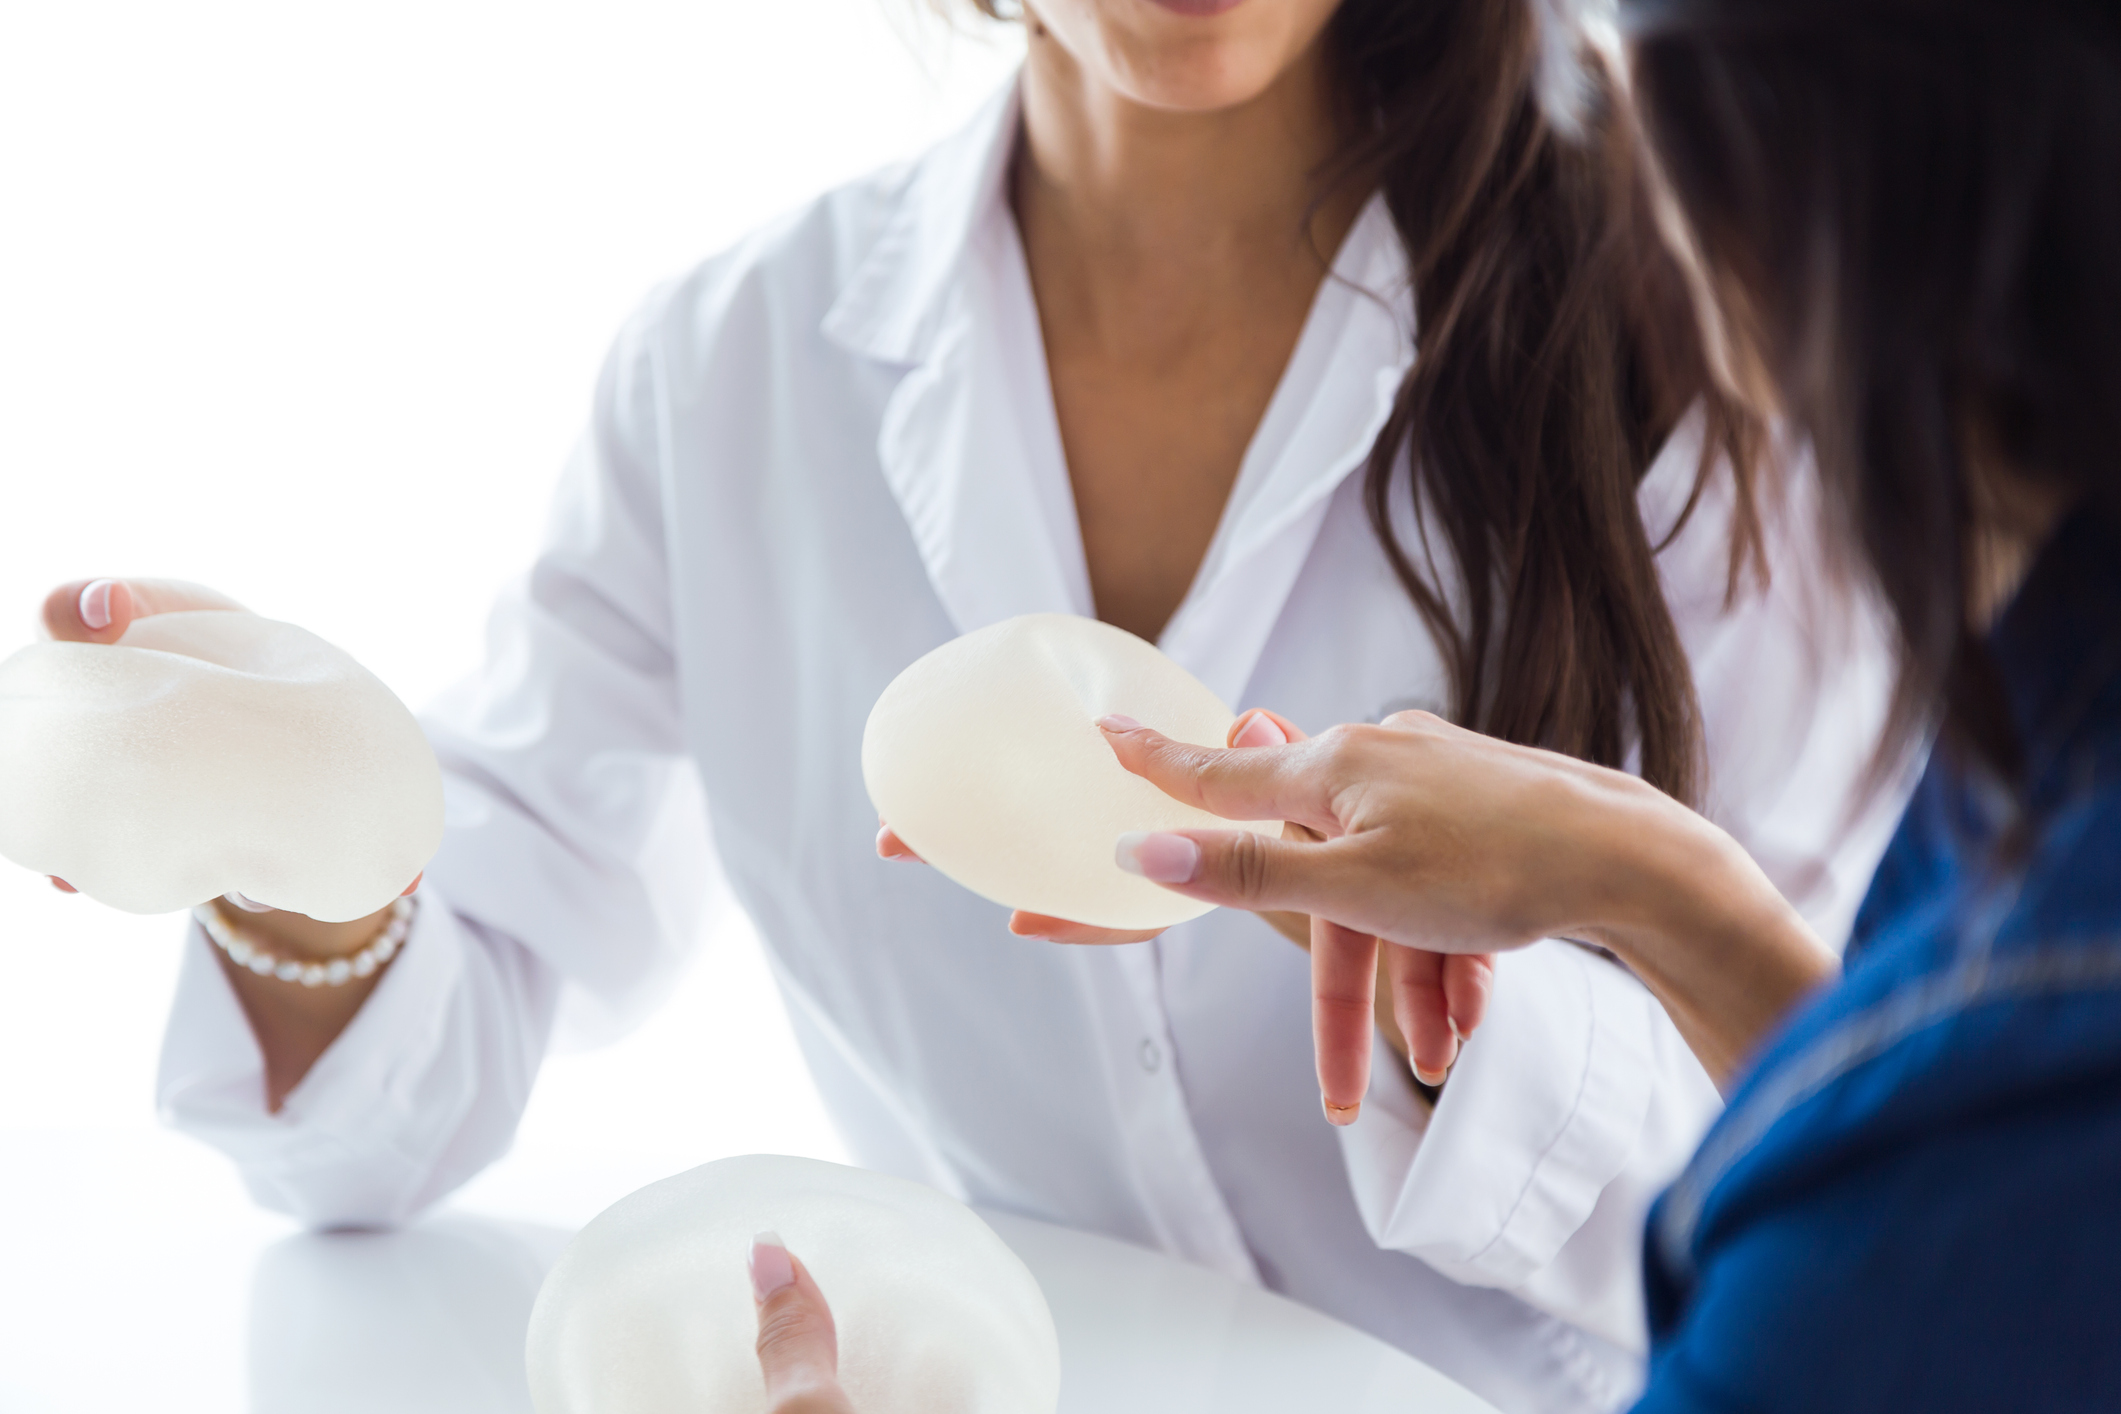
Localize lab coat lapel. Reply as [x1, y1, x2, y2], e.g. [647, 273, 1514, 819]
[1159, 199, 1415, 708]
[823, 82, 1091, 635]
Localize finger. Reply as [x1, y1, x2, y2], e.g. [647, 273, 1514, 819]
[1384, 945, 1458, 1086]
[875, 825, 923, 862]
[1114, 825, 1369, 923]
[1099, 717, 1338, 833]
[1008, 911, 1164, 945]
[1228, 708, 1310, 748]
[751, 1235, 855, 1414]
[50, 877, 77, 894]
[40, 578, 245, 644]
[1443, 953, 1495, 1039]
[1312, 916, 1378, 1124]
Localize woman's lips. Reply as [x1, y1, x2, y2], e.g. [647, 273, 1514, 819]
[1144, 0, 1248, 15]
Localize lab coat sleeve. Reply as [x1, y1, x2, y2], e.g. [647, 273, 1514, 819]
[156, 290, 710, 1227]
[1336, 429, 1909, 1355]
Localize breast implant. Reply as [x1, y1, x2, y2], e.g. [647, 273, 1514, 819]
[862, 613, 1280, 931]
[0, 610, 443, 921]
[526, 1155, 1061, 1414]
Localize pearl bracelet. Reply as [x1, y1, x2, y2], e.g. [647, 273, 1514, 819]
[193, 894, 415, 988]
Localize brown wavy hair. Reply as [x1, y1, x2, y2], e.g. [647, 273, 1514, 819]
[965, 0, 1762, 806]
[1629, 0, 2121, 794]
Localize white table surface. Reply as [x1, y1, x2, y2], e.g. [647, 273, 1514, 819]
[0, 1130, 1497, 1414]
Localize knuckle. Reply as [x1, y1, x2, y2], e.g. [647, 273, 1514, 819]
[1380, 708, 1444, 732]
[1224, 830, 1277, 904]
[755, 1303, 826, 1369]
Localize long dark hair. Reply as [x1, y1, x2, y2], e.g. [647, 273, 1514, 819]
[1323, 0, 1759, 807]
[1628, 0, 2121, 789]
[970, 0, 1760, 806]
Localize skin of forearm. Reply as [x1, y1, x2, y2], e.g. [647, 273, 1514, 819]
[209, 901, 395, 1111]
[1572, 793, 1839, 1090]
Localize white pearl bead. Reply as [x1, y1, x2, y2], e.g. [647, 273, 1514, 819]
[352, 952, 378, 979]
[325, 959, 352, 986]
[274, 960, 302, 982]
[300, 964, 327, 987]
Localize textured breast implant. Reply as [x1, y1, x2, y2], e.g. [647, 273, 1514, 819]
[0, 610, 442, 921]
[526, 1155, 1061, 1414]
[862, 613, 1280, 931]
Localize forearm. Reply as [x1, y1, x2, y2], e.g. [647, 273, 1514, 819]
[207, 900, 396, 1110]
[1579, 793, 1838, 1088]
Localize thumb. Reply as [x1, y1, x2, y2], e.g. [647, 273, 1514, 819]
[1114, 826, 1365, 921]
[41, 578, 246, 644]
[750, 1235, 856, 1414]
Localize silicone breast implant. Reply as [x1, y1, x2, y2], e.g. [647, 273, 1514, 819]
[862, 613, 1280, 931]
[0, 610, 442, 922]
[526, 1155, 1061, 1414]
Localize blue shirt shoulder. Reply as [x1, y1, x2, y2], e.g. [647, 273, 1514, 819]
[1634, 509, 2121, 1414]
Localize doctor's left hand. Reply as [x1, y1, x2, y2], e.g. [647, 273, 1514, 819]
[876, 708, 1492, 1097]
[750, 1234, 857, 1414]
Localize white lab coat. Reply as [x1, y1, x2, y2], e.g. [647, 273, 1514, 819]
[156, 82, 1903, 1414]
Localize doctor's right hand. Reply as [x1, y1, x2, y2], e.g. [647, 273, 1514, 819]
[750, 1235, 857, 1414]
[876, 707, 1493, 1096]
[41, 576, 248, 902]
[37, 574, 419, 1110]
[40, 575, 246, 645]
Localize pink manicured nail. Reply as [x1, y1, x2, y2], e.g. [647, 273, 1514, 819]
[1233, 712, 1289, 748]
[1114, 831, 1199, 884]
[78, 579, 114, 632]
[1097, 714, 1142, 732]
[1324, 1099, 1360, 1127]
[748, 1231, 795, 1300]
[224, 891, 274, 913]
[1414, 1064, 1449, 1087]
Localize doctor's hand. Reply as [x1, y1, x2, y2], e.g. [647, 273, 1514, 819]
[1098, 710, 1837, 1102]
[750, 1235, 857, 1414]
[36, 574, 422, 1111]
[41, 575, 243, 899]
[876, 710, 1486, 1086]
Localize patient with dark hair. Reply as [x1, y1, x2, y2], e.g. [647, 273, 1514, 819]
[947, 2, 2121, 1411]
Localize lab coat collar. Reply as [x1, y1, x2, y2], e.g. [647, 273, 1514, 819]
[828, 76, 1417, 708]
[821, 82, 1022, 368]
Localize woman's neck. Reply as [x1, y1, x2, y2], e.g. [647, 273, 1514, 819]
[1013, 25, 1360, 349]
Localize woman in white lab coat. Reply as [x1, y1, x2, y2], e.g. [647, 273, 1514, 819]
[48, 2, 1902, 1410]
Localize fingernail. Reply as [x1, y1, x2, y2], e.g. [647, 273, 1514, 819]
[78, 579, 114, 632]
[1233, 712, 1288, 748]
[1414, 1064, 1449, 1087]
[748, 1231, 795, 1300]
[1324, 1099, 1360, 1126]
[225, 891, 274, 914]
[1114, 831, 1199, 884]
[1097, 714, 1142, 732]
[50, 877, 78, 894]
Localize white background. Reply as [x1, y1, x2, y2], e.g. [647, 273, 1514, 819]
[0, 1, 1021, 1399]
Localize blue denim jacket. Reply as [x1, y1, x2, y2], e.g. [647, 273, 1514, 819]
[1633, 508, 2121, 1413]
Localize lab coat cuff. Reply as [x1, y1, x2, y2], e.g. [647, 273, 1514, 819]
[1338, 941, 1659, 1289]
[156, 890, 476, 1228]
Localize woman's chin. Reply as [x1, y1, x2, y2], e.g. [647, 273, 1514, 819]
[1030, 0, 1340, 116]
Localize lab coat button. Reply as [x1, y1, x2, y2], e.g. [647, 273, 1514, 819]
[1138, 1038, 1163, 1073]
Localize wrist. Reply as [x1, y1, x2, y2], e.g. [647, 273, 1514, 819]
[1572, 795, 1835, 1084]
[212, 897, 396, 960]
